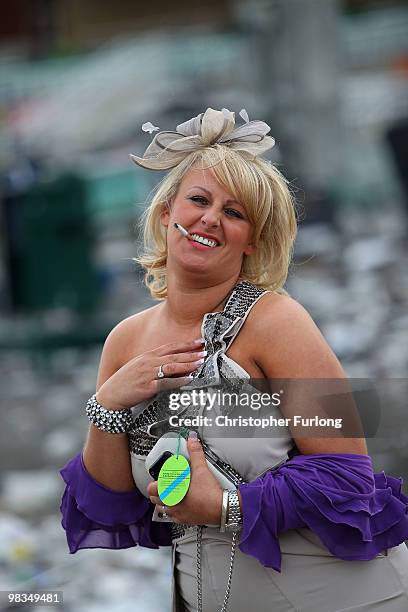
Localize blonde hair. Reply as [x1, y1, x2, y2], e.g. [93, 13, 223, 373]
[134, 145, 298, 300]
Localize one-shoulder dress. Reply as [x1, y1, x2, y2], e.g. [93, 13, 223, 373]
[60, 280, 408, 612]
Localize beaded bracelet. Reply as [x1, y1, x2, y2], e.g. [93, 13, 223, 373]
[85, 394, 133, 434]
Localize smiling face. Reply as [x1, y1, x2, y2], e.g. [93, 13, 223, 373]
[160, 165, 256, 278]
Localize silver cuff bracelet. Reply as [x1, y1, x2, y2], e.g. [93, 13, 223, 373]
[220, 489, 230, 533]
[225, 490, 243, 533]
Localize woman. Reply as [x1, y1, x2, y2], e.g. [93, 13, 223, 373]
[60, 108, 408, 612]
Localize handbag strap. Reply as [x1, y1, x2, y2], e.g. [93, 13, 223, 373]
[196, 526, 238, 612]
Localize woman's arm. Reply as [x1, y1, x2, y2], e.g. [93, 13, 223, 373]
[59, 314, 172, 553]
[234, 295, 408, 569]
[251, 293, 368, 455]
[82, 316, 139, 491]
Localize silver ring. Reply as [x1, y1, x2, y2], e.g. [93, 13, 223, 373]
[157, 364, 166, 379]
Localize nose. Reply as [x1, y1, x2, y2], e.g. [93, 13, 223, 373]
[200, 206, 221, 228]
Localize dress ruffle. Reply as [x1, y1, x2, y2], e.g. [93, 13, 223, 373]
[59, 452, 172, 554]
[238, 453, 408, 572]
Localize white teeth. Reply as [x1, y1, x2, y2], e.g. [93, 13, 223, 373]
[191, 234, 218, 247]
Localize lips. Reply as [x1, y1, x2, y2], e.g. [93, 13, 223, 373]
[190, 232, 221, 247]
[190, 240, 215, 251]
[192, 232, 220, 242]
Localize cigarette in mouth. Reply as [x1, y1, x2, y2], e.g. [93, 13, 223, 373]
[174, 223, 194, 240]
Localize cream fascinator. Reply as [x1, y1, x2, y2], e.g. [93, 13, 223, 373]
[130, 107, 275, 170]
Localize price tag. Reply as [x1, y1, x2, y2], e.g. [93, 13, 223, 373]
[157, 454, 191, 506]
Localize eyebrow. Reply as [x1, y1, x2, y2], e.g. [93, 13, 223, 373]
[187, 185, 243, 207]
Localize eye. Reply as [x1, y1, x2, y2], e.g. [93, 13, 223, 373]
[189, 196, 208, 204]
[188, 196, 245, 219]
[225, 208, 244, 219]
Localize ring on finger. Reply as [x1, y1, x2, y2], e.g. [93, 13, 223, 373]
[157, 364, 166, 379]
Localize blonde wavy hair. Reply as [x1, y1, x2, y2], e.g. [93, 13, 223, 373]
[134, 145, 298, 300]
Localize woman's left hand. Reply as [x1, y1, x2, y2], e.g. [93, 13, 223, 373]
[147, 435, 223, 525]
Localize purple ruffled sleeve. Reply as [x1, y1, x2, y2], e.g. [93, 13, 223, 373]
[59, 452, 172, 554]
[238, 453, 408, 572]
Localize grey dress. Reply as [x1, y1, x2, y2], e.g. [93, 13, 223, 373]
[128, 280, 408, 612]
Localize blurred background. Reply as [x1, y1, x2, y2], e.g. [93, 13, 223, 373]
[0, 0, 408, 610]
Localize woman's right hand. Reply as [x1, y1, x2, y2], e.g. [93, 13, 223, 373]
[95, 338, 206, 410]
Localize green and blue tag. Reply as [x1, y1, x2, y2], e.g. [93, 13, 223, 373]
[157, 428, 191, 506]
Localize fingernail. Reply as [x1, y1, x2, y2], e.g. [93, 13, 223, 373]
[188, 431, 198, 439]
[196, 358, 205, 365]
[194, 338, 205, 344]
[197, 351, 207, 357]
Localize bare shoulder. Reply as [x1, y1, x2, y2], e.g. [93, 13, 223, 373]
[248, 292, 345, 378]
[101, 303, 161, 370]
[110, 303, 160, 335]
[251, 292, 319, 335]
[248, 292, 317, 334]
[247, 292, 368, 456]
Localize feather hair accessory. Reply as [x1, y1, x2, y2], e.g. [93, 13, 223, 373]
[130, 107, 275, 170]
